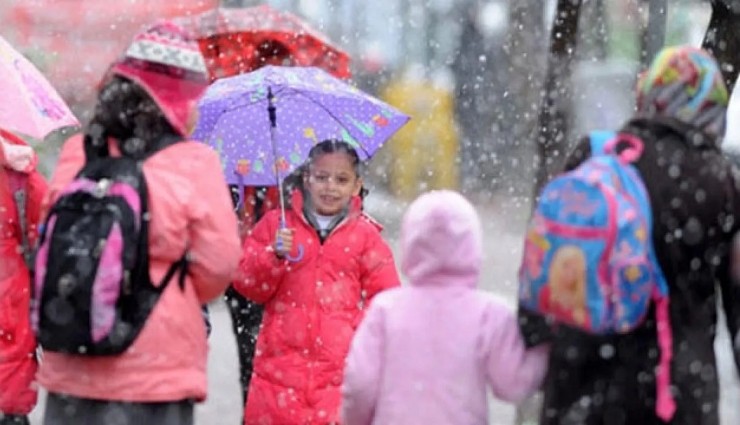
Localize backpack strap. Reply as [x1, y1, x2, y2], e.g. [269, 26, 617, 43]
[83, 132, 110, 162]
[589, 130, 617, 156]
[202, 305, 212, 337]
[144, 134, 182, 159]
[7, 170, 32, 268]
[158, 255, 189, 292]
[590, 129, 676, 420]
[590, 131, 645, 164]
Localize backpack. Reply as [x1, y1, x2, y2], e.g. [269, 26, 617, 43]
[32, 134, 187, 356]
[518, 131, 676, 420]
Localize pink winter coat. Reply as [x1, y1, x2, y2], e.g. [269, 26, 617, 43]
[341, 190, 549, 425]
[36, 134, 241, 402]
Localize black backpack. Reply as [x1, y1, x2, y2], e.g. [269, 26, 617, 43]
[32, 134, 187, 355]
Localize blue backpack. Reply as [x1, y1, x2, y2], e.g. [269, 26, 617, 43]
[518, 131, 676, 420]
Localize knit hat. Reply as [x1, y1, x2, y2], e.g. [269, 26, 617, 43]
[105, 21, 209, 136]
[637, 46, 728, 137]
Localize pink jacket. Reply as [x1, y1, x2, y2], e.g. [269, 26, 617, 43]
[36, 134, 240, 402]
[342, 190, 549, 425]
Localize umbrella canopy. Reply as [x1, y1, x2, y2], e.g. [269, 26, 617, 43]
[192, 65, 408, 186]
[7, 0, 218, 110]
[172, 5, 351, 81]
[0, 35, 79, 139]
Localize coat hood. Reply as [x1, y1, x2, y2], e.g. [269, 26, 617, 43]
[0, 129, 36, 173]
[401, 190, 482, 288]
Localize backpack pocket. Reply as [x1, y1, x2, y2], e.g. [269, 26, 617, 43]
[609, 257, 653, 332]
[90, 222, 124, 343]
[519, 216, 613, 332]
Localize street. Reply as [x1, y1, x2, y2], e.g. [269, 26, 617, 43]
[27, 191, 740, 424]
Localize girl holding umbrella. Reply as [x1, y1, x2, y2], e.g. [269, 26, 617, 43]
[234, 139, 400, 424]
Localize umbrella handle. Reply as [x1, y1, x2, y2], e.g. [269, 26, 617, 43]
[284, 244, 304, 262]
[268, 87, 302, 262]
[277, 218, 304, 263]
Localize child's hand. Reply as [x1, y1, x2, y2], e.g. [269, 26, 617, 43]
[273, 228, 294, 258]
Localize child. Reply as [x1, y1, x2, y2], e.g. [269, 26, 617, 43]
[219, 39, 296, 417]
[341, 190, 549, 425]
[234, 139, 400, 424]
[37, 22, 240, 425]
[223, 184, 277, 410]
[0, 129, 47, 425]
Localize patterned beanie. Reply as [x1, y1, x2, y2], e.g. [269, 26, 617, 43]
[637, 46, 728, 137]
[106, 21, 209, 136]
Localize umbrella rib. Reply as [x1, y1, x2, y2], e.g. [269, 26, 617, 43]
[282, 87, 373, 159]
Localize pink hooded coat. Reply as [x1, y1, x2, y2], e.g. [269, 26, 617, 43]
[36, 134, 240, 402]
[341, 190, 549, 425]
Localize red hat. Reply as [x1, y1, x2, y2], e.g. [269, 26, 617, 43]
[106, 21, 209, 136]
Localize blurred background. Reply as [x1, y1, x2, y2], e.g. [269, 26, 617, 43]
[0, 0, 724, 200]
[4, 1, 740, 424]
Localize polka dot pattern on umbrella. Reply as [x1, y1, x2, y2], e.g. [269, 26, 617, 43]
[173, 5, 351, 81]
[192, 65, 409, 186]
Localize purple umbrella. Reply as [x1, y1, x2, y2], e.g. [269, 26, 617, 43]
[192, 65, 409, 261]
[192, 65, 409, 189]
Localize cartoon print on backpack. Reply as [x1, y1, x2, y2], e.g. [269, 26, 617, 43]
[521, 229, 549, 286]
[518, 130, 676, 420]
[539, 245, 589, 328]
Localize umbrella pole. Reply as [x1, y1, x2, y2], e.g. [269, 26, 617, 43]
[268, 87, 304, 263]
[267, 87, 287, 226]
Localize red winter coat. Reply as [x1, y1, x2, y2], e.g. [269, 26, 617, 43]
[0, 129, 46, 415]
[234, 190, 400, 425]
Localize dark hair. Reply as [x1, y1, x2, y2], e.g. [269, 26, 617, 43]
[85, 75, 177, 157]
[304, 139, 369, 199]
[306, 139, 364, 176]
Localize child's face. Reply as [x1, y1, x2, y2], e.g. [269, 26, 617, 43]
[304, 152, 362, 215]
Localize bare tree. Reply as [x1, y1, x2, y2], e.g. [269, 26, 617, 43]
[451, 2, 495, 192]
[640, 0, 668, 70]
[506, 3, 549, 420]
[532, 0, 583, 198]
[578, 0, 609, 61]
[501, 0, 547, 198]
[702, 0, 740, 92]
